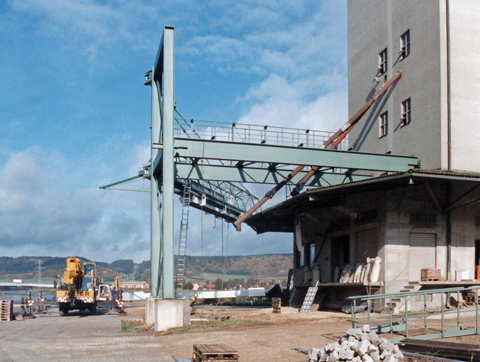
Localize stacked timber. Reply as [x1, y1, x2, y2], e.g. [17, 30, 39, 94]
[0, 300, 14, 322]
[308, 326, 404, 362]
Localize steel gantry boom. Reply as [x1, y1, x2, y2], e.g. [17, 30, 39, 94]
[102, 26, 419, 300]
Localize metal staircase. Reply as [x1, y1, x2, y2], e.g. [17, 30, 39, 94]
[175, 185, 191, 290]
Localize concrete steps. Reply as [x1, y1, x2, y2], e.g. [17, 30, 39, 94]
[387, 281, 421, 313]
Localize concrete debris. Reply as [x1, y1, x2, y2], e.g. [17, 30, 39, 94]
[308, 328, 404, 362]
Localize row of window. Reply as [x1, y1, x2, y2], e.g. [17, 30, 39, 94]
[378, 97, 411, 138]
[378, 30, 410, 75]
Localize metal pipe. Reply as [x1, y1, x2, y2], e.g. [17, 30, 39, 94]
[234, 71, 403, 230]
[291, 70, 403, 196]
[424, 293, 428, 329]
[441, 292, 445, 338]
[352, 299, 357, 328]
[457, 290, 460, 327]
[405, 296, 409, 339]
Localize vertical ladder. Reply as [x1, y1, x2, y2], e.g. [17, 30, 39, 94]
[300, 285, 319, 313]
[175, 185, 191, 290]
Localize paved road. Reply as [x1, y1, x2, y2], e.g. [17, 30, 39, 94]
[0, 308, 175, 362]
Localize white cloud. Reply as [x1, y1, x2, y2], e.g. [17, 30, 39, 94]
[8, 0, 160, 64]
[0, 145, 150, 262]
[237, 73, 347, 132]
[179, 1, 346, 78]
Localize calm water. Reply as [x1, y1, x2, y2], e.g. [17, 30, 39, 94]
[0, 291, 55, 306]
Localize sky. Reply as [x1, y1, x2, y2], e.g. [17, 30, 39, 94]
[0, 0, 348, 263]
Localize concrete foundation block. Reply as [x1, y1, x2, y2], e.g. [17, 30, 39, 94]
[145, 297, 155, 326]
[148, 298, 191, 332]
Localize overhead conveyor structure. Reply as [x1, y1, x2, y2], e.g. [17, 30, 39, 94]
[101, 26, 419, 299]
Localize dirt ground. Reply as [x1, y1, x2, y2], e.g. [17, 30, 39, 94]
[134, 305, 353, 361]
[125, 304, 480, 362]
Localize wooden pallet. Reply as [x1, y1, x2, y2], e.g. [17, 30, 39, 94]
[192, 344, 239, 361]
[421, 268, 440, 281]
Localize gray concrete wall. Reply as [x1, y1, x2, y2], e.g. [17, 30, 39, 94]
[348, 0, 444, 170]
[451, 203, 477, 280]
[292, 184, 479, 291]
[448, 1, 480, 171]
[383, 186, 446, 293]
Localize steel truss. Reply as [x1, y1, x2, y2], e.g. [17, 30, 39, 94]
[103, 26, 419, 299]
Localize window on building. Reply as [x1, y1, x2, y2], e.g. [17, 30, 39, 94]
[378, 48, 388, 75]
[401, 98, 411, 126]
[379, 111, 388, 138]
[400, 30, 410, 59]
[310, 243, 315, 265]
[298, 246, 304, 267]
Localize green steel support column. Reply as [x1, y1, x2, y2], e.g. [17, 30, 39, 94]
[151, 67, 162, 298]
[161, 27, 175, 299]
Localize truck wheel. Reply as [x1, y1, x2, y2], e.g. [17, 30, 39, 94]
[59, 307, 68, 316]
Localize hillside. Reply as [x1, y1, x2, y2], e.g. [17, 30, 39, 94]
[0, 254, 293, 282]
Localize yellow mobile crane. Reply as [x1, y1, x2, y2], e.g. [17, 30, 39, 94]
[56, 257, 98, 316]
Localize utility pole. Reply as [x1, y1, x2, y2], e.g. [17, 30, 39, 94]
[38, 259, 42, 284]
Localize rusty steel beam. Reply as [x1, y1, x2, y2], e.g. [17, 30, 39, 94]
[233, 70, 403, 231]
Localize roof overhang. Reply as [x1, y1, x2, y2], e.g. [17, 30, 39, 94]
[245, 169, 480, 234]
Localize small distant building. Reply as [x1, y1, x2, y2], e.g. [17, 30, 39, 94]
[120, 281, 150, 290]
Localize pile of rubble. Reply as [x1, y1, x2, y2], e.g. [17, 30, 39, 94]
[308, 326, 404, 362]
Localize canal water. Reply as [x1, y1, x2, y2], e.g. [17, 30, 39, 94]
[0, 291, 55, 306]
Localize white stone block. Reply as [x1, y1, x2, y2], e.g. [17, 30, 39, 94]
[367, 344, 378, 354]
[362, 354, 374, 362]
[361, 333, 370, 341]
[348, 340, 359, 351]
[394, 351, 404, 360]
[357, 339, 371, 356]
[383, 355, 396, 362]
[320, 351, 329, 362]
[347, 328, 363, 339]
[370, 351, 380, 362]
[380, 349, 390, 359]
[363, 324, 370, 333]
[368, 331, 379, 345]
[339, 347, 355, 360]
[309, 348, 320, 362]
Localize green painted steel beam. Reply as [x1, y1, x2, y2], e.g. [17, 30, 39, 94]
[155, 138, 419, 173]
[175, 163, 370, 185]
[160, 27, 175, 299]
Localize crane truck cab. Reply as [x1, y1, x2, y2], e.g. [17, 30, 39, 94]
[56, 257, 98, 316]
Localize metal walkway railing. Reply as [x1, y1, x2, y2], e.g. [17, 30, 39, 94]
[347, 286, 480, 344]
[174, 118, 353, 151]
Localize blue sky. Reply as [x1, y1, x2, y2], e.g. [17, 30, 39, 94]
[0, 0, 348, 262]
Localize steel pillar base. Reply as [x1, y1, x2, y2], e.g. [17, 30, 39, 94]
[145, 298, 190, 331]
